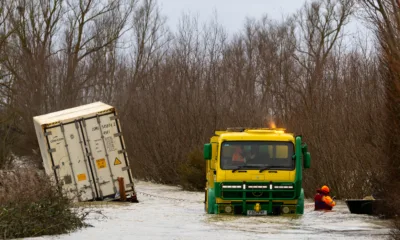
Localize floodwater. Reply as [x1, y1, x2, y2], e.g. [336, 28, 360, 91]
[32, 180, 392, 240]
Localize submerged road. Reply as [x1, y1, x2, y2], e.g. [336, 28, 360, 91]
[32, 180, 392, 240]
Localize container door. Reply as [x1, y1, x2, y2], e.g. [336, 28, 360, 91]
[81, 113, 134, 199]
[44, 122, 97, 201]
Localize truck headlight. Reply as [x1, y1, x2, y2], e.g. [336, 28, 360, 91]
[282, 206, 290, 214]
[222, 185, 242, 189]
[274, 185, 293, 189]
[224, 205, 233, 213]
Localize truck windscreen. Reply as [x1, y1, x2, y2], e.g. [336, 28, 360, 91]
[220, 141, 294, 170]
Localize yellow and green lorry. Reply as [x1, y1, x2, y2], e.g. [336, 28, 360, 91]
[204, 128, 311, 215]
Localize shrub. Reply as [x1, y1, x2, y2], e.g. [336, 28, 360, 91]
[0, 170, 86, 239]
[178, 149, 206, 191]
[392, 218, 400, 240]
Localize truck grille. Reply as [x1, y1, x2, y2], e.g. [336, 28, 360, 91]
[220, 183, 295, 200]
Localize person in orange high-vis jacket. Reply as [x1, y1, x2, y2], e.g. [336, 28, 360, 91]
[232, 146, 245, 163]
[314, 185, 336, 210]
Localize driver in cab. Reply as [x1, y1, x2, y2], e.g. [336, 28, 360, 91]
[232, 146, 246, 164]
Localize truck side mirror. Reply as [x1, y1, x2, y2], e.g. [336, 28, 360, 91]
[204, 143, 212, 160]
[304, 152, 311, 168]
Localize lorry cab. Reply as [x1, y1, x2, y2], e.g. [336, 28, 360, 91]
[204, 128, 311, 215]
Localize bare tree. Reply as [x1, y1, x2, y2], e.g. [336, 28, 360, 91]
[0, 0, 390, 201]
[0, 0, 63, 159]
[290, 0, 355, 196]
[60, 0, 134, 108]
[361, 0, 400, 233]
[0, 1, 17, 168]
[5, 0, 62, 111]
[294, 0, 355, 115]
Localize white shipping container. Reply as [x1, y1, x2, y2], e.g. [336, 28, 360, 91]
[33, 102, 136, 202]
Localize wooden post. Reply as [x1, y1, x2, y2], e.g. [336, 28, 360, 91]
[117, 177, 126, 201]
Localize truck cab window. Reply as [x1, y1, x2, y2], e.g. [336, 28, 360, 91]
[220, 141, 294, 170]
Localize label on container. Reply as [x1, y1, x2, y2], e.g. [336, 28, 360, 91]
[96, 158, 107, 169]
[105, 136, 116, 152]
[77, 173, 87, 181]
[114, 157, 122, 165]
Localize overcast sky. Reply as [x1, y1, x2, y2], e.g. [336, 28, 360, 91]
[157, 0, 307, 32]
[156, 0, 368, 39]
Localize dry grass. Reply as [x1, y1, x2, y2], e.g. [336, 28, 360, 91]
[0, 169, 86, 239]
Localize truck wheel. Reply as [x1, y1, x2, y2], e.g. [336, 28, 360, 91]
[296, 188, 305, 214]
[204, 189, 207, 212]
[207, 188, 216, 214]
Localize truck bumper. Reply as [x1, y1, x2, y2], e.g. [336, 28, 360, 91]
[214, 202, 299, 215]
